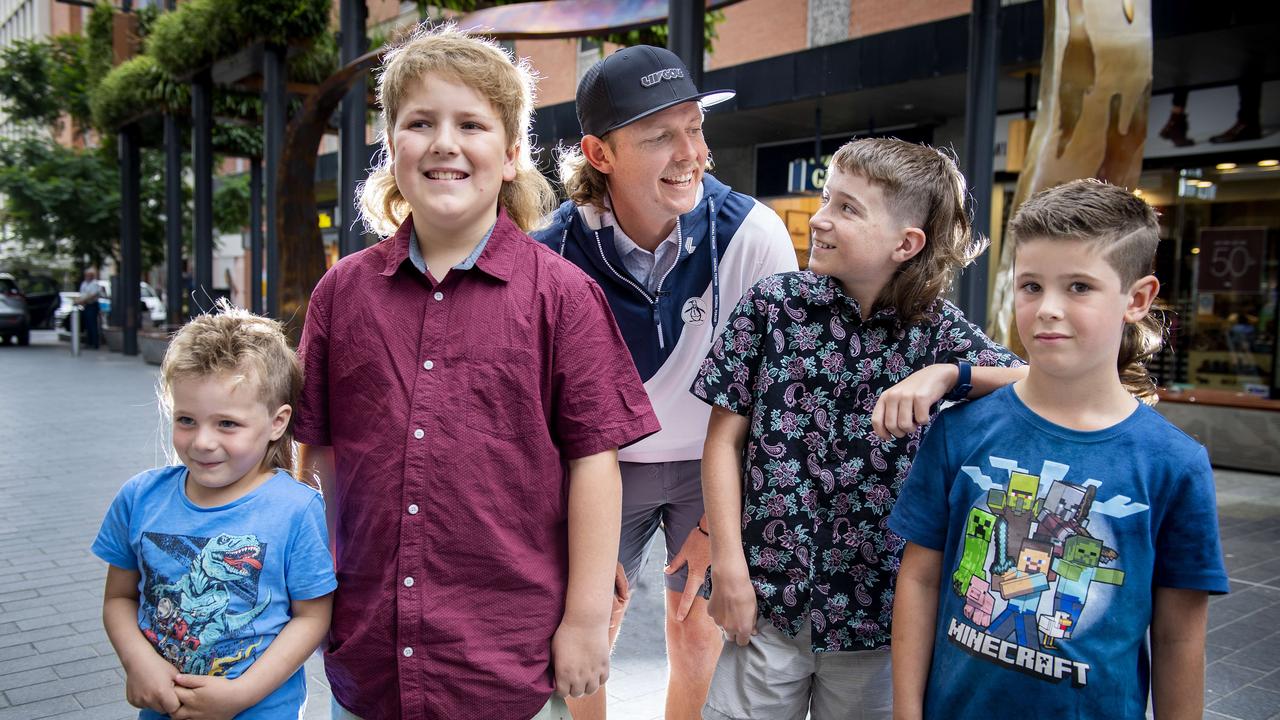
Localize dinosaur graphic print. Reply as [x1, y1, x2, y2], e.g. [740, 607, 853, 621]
[140, 531, 270, 675]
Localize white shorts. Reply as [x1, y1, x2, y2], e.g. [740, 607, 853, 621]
[702, 617, 892, 720]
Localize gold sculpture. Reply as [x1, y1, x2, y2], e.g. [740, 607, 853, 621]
[988, 0, 1151, 349]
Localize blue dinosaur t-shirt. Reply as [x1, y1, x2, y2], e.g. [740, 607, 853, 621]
[93, 466, 337, 719]
[888, 385, 1228, 719]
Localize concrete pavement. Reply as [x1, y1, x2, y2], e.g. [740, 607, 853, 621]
[1, 329, 1279, 719]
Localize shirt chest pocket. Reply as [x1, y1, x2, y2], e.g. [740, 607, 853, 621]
[466, 346, 543, 440]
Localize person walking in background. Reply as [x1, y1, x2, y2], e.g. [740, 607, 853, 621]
[77, 268, 103, 349]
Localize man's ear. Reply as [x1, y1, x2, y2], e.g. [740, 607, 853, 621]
[1125, 274, 1160, 322]
[581, 135, 615, 175]
[892, 227, 927, 264]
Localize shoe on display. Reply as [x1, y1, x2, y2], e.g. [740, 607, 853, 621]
[1210, 120, 1262, 144]
[1159, 111, 1194, 147]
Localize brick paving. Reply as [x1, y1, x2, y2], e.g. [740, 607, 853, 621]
[1, 329, 1278, 719]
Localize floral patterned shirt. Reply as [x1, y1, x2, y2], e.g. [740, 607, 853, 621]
[691, 271, 1023, 652]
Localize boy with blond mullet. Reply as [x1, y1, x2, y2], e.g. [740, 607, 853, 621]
[294, 26, 658, 720]
[692, 138, 1025, 719]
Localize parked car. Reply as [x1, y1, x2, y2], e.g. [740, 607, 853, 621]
[0, 273, 30, 345]
[19, 274, 59, 328]
[55, 282, 167, 341]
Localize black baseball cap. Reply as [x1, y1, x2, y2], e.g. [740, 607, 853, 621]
[576, 45, 735, 138]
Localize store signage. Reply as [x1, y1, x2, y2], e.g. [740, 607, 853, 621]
[787, 155, 833, 193]
[1197, 227, 1266, 292]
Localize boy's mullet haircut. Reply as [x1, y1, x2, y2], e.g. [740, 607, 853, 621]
[357, 23, 555, 236]
[830, 138, 986, 323]
[160, 300, 303, 475]
[1008, 178, 1164, 403]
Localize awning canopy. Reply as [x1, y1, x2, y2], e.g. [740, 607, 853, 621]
[458, 0, 745, 40]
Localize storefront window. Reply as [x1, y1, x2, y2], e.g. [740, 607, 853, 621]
[1141, 160, 1280, 398]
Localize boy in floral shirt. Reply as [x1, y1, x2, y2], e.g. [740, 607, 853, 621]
[691, 138, 1024, 719]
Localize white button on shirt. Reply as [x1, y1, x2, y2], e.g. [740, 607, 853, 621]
[402, 647, 413, 657]
[433, 291, 444, 301]
[407, 504, 419, 515]
[403, 577, 414, 587]
[423, 360, 434, 370]
[413, 429, 424, 440]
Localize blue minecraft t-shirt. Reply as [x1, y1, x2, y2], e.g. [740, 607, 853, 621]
[93, 466, 337, 719]
[888, 385, 1228, 719]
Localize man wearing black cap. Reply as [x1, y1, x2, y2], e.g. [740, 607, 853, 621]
[532, 45, 797, 718]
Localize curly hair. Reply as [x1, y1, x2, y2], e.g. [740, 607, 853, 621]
[828, 138, 986, 324]
[1008, 178, 1164, 403]
[160, 301, 302, 475]
[357, 24, 555, 235]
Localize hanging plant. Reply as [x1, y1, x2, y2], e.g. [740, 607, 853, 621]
[147, 0, 330, 81]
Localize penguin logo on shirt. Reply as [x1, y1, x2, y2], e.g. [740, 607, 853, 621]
[682, 297, 708, 326]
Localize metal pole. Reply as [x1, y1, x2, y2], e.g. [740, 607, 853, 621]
[957, 0, 999, 328]
[70, 306, 80, 356]
[250, 157, 264, 315]
[339, 0, 368, 257]
[264, 43, 286, 318]
[667, 0, 705, 88]
[192, 69, 214, 312]
[164, 112, 183, 325]
[119, 124, 141, 356]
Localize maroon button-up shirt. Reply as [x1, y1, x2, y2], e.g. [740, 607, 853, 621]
[295, 210, 659, 720]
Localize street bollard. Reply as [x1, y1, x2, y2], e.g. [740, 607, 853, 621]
[70, 305, 81, 356]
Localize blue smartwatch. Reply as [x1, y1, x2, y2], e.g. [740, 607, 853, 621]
[943, 360, 973, 402]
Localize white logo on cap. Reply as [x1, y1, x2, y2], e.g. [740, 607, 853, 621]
[640, 68, 685, 88]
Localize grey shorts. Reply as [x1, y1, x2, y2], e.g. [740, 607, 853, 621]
[618, 459, 705, 594]
[702, 617, 892, 720]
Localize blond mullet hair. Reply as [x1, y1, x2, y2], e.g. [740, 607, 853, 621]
[160, 302, 302, 476]
[358, 24, 555, 236]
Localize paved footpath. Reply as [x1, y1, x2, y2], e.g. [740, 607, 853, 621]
[0, 331, 671, 720]
[2, 330, 1279, 719]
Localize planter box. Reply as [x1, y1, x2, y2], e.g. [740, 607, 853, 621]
[139, 330, 172, 366]
[104, 327, 124, 353]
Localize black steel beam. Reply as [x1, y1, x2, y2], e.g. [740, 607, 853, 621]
[264, 44, 286, 318]
[119, 124, 141, 355]
[164, 113, 184, 324]
[192, 70, 214, 313]
[957, 0, 999, 327]
[667, 0, 705, 88]
[339, 0, 369, 257]
[250, 157, 263, 315]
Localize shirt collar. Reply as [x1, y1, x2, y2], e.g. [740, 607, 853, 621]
[381, 208, 518, 282]
[407, 221, 494, 274]
[578, 185, 704, 256]
[808, 272, 901, 327]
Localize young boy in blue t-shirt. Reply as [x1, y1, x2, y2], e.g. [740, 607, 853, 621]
[94, 306, 334, 719]
[888, 180, 1228, 719]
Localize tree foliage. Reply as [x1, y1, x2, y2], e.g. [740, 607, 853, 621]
[0, 36, 92, 136]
